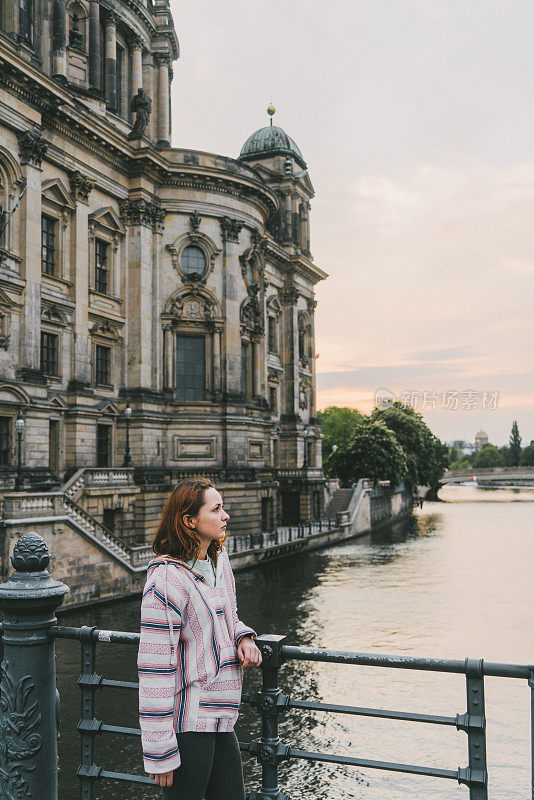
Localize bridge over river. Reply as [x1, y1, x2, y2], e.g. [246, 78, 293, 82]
[440, 466, 534, 488]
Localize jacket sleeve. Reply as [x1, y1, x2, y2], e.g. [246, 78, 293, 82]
[137, 567, 183, 774]
[226, 551, 257, 646]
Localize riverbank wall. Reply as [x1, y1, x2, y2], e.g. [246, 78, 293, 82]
[1, 481, 412, 609]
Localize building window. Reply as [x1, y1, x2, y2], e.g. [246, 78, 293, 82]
[268, 316, 277, 353]
[95, 239, 109, 294]
[181, 246, 206, 277]
[116, 45, 124, 116]
[0, 417, 10, 466]
[95, 344, 111, 385]
[41, 215, 56, 276]
[241, 342, 248, 397]
[176, 335, 205, 401]
[269, 386, 277, 413]
[41, 332, 59, 376]
[96, 424, 112, 467]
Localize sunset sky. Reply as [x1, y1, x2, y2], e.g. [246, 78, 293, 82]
[170, 0, 534, 446]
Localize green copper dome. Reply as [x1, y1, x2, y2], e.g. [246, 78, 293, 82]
[239, 124, 306, 170]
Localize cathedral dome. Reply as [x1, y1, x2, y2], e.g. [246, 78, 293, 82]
[239, 124, 306, 169]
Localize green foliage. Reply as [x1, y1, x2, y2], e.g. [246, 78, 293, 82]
[509, 421, 522, 466]
[472, 443, 502, 468]
[329, 418, 407, 487]
[450, 459, 472, 471]
[371, 403, 447, 488]
[317, 406, 364, 475]
[520, 441, 534, 466]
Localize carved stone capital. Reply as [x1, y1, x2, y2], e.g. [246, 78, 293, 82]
[154, 52, 171, 68]
[220, 216, 243, 243]
[105, 9, 119, 27]
[68, 170, 95, 204]
[17, 129, 48, 168]
[120, 198, 165, 232]
[279, 284, 299, 305]
[127, 34, 144, 50]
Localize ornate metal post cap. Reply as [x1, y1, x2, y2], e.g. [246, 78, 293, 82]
[0, 532, 69, 603]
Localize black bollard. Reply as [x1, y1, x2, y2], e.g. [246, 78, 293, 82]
[0, 531, 69, 800]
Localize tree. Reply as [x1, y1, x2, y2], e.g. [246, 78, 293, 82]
[509, 421, 522, 466]
[371, 402, 447, 488]
[317, 406, 364, 474]
[472, 444, 502, 469]
[329, 418, 407, 487]
[520, 441, 534, 466]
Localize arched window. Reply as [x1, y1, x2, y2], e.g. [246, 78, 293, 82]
[181, 245, 206, 277]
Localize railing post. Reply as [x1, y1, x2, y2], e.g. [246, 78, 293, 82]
[0, 532, 69, 800]
[463, 659, 488, 800]
[77, 626, 100, 798]
[529, 669, 534, 800]
[249, 634, 291, 800]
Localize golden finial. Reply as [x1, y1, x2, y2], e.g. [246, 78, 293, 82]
[267, 104, 276, 126]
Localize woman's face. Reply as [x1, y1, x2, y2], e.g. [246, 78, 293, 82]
[189, 487, 229, 545]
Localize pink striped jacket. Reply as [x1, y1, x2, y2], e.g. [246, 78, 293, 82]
[137, 547, 256, 774]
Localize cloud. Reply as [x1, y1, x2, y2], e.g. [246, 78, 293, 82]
[408, 346, 472, 362]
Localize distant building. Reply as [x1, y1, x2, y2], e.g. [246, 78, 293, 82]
[446, 440, 476, 455]
[474, 430, 489, 450]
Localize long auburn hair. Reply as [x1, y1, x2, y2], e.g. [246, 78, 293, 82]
[152, 478, 227, 564]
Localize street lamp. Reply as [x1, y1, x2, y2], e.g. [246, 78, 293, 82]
[14, 410, 25, 491]
[123, 402, 132, 467]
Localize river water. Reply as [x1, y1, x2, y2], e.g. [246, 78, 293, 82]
[55, 486, 533, 799]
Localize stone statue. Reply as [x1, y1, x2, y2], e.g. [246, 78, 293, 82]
[129, 89, 152, 139]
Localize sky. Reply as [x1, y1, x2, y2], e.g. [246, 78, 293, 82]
[169, 0, 534, 446]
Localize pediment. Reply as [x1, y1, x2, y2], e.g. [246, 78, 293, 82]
[48, 394, 68, 409]
[0, 288, 17, 309]
[266, 294, 282, 314]
[42, 178, 76, 211]
[89, 207, 126, 235]
[96, 400, 119, 415]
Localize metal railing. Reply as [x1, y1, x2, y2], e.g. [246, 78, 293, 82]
[227, 517, 337, 555]
[2, 532, 533, 800]
[40, 627, 534, 800]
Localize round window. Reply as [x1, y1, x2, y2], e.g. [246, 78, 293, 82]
[181, 245, 206, 276]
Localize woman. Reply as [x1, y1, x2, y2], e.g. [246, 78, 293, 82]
[137, 477, 262, 799]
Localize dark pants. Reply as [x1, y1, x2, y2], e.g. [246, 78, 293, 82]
[161, 731, 245, 800]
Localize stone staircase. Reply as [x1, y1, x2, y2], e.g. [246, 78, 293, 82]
[325, 487, 354, 516]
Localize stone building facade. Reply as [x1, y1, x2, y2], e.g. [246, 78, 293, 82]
[0, 0, 327, 568]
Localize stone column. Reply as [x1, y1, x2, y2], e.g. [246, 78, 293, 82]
[308, 299, 317, 418]
[291, 193, 300, 247]
[252, 338, 261, 397]
[88, 0, 101, 93]
[302, 201, 311, 254]
[104, 11, 118, 112]
[130, 36, 143, 93]
[0, 533, 69, 800]
[16, 130, 48, 384]
[155, 53, 170, 145]
[122, 199, 162, 388]
[213, 327, 222, 400]
[279, 283, 300, 419]
[219, 217, 243, 398]
[163, 325, 173, 390]
[68, 170, 95, 390]
[283, 191, 292, 242]
[52, 0, 67, 82]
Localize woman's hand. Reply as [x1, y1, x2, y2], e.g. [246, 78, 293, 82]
[149, 771, 174, 787]
[237, 636, 262, 668]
